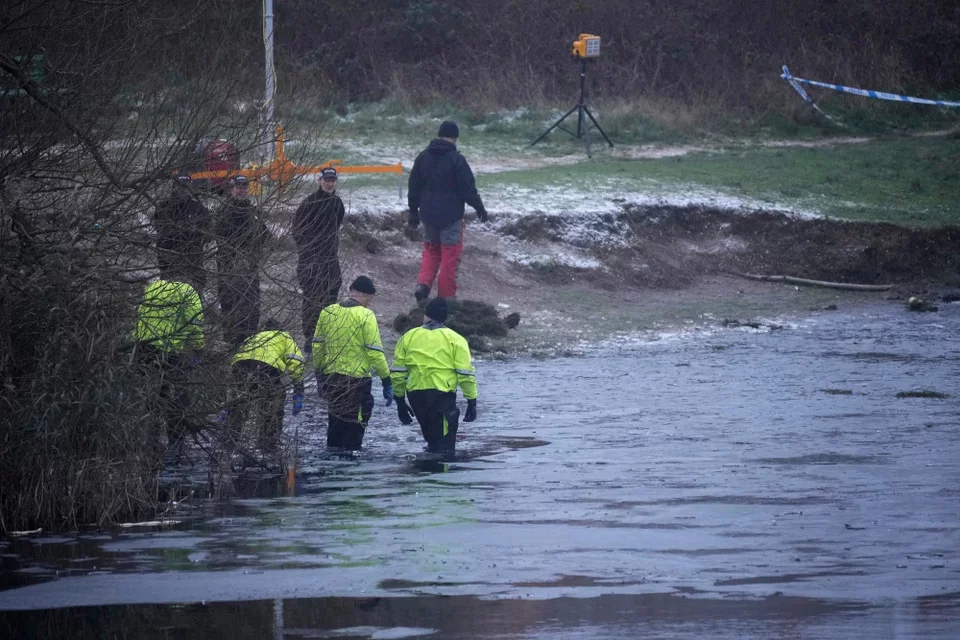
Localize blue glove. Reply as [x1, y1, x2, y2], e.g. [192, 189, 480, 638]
[381, 379, 394, 407]
[216, 408, 230, 424]
[292, 393, 303, 416]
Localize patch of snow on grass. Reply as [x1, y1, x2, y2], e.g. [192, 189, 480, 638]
[274, 151, 821, 221]
[484, 180, 819, 218]
[508, 250, 603, 270]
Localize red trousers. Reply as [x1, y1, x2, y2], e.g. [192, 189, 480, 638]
[417, 221, 464, 298]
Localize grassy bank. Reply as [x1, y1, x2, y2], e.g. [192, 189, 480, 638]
[270, 99, 960, 227]
[478, 134, 960, 225]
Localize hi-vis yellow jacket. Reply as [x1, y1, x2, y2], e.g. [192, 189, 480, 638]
[390, 323, 477, 399]
[313, 300, 390, 380]
[133, 279, 204, 354]
[232, 330, 305, 385]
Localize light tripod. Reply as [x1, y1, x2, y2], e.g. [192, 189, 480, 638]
[531, 57, 613, 157]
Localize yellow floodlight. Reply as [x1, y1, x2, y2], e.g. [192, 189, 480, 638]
[532, 33, 613, 155]
[572, 34, 601, 59]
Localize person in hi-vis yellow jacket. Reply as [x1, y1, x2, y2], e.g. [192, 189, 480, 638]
[228, 320, 305, 450]
[312, 276, 393, 450]
[132, 278, 204, 446]
[390, 297, 477, 452]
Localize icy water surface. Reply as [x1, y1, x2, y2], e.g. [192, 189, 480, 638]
[1, 303, 959, 638]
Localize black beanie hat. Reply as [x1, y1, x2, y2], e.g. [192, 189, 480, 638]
[350, 275, 376, 295]
[437, 120, 459, 139]
[424, 297, 449, 323]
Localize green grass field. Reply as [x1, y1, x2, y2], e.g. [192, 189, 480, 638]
[478, 135, 960, 225]
[279, 103, 960, 227]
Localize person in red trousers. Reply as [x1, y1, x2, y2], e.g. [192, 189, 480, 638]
[407, 120, 488, 303]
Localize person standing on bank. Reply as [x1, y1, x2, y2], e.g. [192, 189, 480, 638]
[153, 175, 211, 294]
[312, 276, 394, 450]
[292, 167, 345, 352]
[216, 175, 270, 347]
[407, 120, 488, 303]
[391, 297, 478, 453]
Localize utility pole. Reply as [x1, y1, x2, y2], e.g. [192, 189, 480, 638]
[262, 0, 276, 161]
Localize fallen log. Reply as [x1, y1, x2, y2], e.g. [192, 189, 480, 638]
[729, 272, 892, 292]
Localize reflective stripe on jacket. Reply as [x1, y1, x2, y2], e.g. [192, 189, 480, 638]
[132, 279, 204, 353]
[390, 323, 476, 399]
[312, 300, 390, 380]
[232, 330, 305, 384]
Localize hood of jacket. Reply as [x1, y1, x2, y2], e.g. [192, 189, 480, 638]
[427, 138, 457, 155]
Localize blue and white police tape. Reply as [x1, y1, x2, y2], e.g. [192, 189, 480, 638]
[781, 67, 833, 119]
[782, 65, 960, 111]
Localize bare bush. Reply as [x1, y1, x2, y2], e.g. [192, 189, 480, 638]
[0, 0, 321, 532]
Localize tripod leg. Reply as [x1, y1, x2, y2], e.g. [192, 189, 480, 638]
[531, 105, 580, 146]
[584, 116, 592, 157]
[583, 106, 614, 148]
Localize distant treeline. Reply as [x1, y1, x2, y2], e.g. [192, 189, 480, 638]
[6, 1, 958, 113]
[269, 0, 960, 110]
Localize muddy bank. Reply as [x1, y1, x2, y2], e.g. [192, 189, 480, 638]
[494, 205, 960, 288]
[276, 203, 960, 358]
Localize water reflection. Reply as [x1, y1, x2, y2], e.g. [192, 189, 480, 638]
[5, 591, 960, 639]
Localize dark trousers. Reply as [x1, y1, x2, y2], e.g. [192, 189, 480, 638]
[157, 251, 206, 295]
[298, 261, 342, 344]
[324, 374, 373, 450]
[135, 344, 194, 446]
[219, 274, 260, 348]
[226, 360, 285, 449]
[407, 389, 459, 452]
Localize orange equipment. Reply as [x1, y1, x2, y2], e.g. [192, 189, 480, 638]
[186, 126, 403, 195]
[571, 34, 601, 59]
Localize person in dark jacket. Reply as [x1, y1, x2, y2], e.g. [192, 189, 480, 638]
[292, 167, 345, 351]
[153, 175, 211, 293]
[407, 121, 488, 302]
[216, 175, 270, 347]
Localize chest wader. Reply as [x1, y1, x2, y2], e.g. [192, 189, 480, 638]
[407, 389, 460, 452]
[226, 359, 286, 451]
[325, 374, 374, 451]
[416, 220, 464, 299]
[135, 344, 193, 447]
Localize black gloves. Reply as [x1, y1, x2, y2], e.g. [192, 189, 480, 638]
[464, 398, 477, 422]
[407, 210, 420, 228]
[476, 208, 488, 223]
[396, 396, 413, 425]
